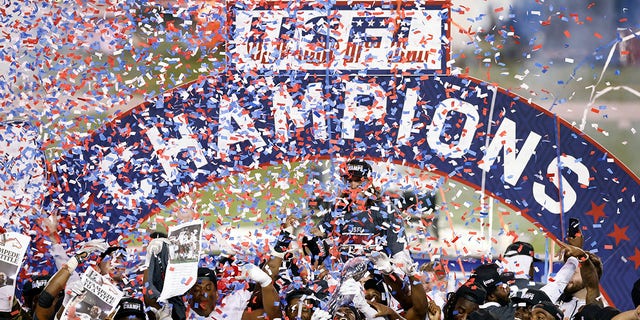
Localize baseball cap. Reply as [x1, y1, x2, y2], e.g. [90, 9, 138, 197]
[197, 267, 218, 286]
[342, 159, 372, 180]
[456, 282, 487, 305]
[22, 275, 51, 297]
[574, 304, 621, 320]
[114, 298, 147, 320]
[512, 288, 551, 307]
[471, 263, 500, 292]
[532, 301, 563, 320]
[504, 241, 541, 262]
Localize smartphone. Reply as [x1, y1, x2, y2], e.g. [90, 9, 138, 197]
[568, 218, 581, 238]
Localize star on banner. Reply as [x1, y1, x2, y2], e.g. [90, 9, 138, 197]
[607, 223, 630, 246]
[585, 201, 606, 223]
[629, 247, 640, 270]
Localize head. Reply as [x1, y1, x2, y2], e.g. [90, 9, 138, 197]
[512, 288, 552, 320]
[531, 301, 563, 320]
[0, 272, 6, 285]
[285, 288, 319, 320]
[363, 277, 386, 304]
[503, 241, 540, 279]
[420, 261, 448, 292]
[187, 268, 219, 316]
[98, 246, 127, 282]
[114, 298, 147, 320]
[564, 252, 603, 294]
[341, 159, 373, 196]
[443, 283, 486, 320]
[22, 275, 52, 311]
[472, 263, 511, 305]
[573, 303, 620, 320]
[333, 306, 361, 320]
[90, 306, 102, 318]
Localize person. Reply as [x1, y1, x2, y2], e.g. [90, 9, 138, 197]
[112, 297, 147, 320]
[573, 303, 621, 320]
[21, 275, 52, 316]
[471, 263, 515, 320]
[316, 159, 409, 262]
[531, 301, 564, 320]
[283, 288, 327, 320]
[419, 259, 448, 309]
[33, 240, 127, 320]
[442, 282, 486, 320]
[511, 288, 553, 320]
[367, 251, 432, 320]
[501, 241, 543, 290]
[554, 242, 604, 319]
[611, 305, 640, 320]
[0, 272, 13, 312]
[186, 265, 281, 319]
[468, 309, 498, 320]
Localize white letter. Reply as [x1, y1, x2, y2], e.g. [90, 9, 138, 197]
[146, 113, 208, 181]
[533, 154, 589, 214]
[272, 81, 328, 142]
[427, 98, 478, 158]
[217, 94, 267, 159]
[397, 88, 418, 145]
[478, 117, 541, 185]
[97, 145, 155, 209]
[342, 81, 387, 139]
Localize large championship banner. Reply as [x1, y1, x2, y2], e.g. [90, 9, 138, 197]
[41, 0, 640, 309]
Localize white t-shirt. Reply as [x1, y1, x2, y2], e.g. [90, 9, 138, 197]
[0, 285, 14, 311]
[188, 289, 252, 320]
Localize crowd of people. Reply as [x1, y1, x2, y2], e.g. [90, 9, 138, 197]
[3, 159, 640, 320]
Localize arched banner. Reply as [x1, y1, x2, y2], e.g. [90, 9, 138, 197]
[22, 0, 639, 311]
[45, 73, 640, 309]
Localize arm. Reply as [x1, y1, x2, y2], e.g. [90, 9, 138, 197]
[611, 305, 640, 320]
[581, 256, 602, 306]
[540, 256, 579, 302]
[367, 301, 406, 320]
[403, 274, 429, 320]
[242, 264, 283, 320]
[34, 239, 107, 320]
[33, 265, 72, 320]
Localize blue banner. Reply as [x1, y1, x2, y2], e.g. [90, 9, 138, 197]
[46, 74, 640, 309]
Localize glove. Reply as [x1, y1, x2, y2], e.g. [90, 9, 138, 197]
[76, 239, 109, 257]
[66, 239, 109, 270]
[147, 238, 170, 257]
[154, 304, 172, 320]
[310, 309, 331, 320]
[368, 251, 393, 274]
[242, 264, 272, 287]
[392, 251, 418, 277]
[340, 279, 384, 320]
[144, 237, 170, 267]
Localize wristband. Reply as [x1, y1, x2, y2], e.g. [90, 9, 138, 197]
[64, 256, 79, 271]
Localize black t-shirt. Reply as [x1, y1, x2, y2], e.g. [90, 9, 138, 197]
[320, 196, 407, 258]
